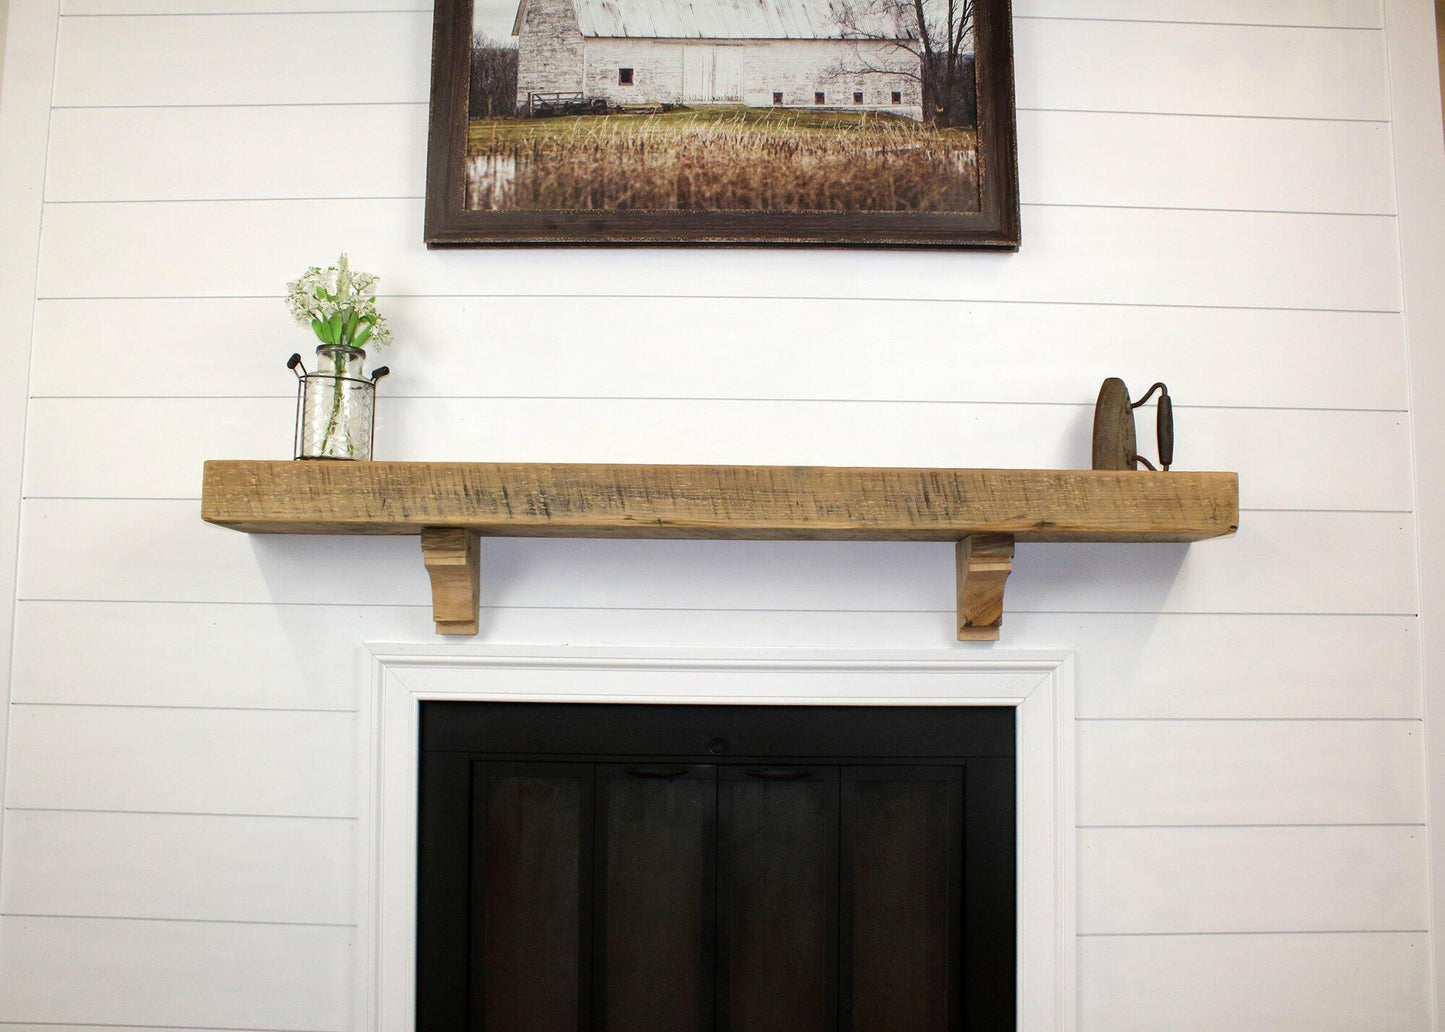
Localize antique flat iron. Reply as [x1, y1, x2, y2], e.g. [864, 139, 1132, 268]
[1092, 378, 1173, 471]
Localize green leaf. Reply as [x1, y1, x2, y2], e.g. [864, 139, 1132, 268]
[310, 317, 327, 343]
[353, 325, 373, 348]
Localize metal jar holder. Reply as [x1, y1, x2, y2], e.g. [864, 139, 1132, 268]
[288, 345, 389, 461]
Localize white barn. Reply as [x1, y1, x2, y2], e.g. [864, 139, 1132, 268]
[511, 0, 924, 118]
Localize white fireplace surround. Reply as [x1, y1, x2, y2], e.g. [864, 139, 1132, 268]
[359, 645, 1078, 1032]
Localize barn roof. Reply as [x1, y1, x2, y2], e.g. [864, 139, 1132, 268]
[512, 0, 918, 41]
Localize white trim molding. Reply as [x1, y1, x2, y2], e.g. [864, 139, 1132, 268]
[358, 645, 1078, 1032]
[0, 0, 60, 899]
[1385, 1, 1445, 1027]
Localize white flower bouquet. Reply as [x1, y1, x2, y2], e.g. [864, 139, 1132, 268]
[286, 253, 392, 350]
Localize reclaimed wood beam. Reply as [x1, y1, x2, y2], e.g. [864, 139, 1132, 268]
[201, 461, 1238, 543]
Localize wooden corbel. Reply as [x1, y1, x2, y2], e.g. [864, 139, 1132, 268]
[955, 534, 1014, 641]
[420, 527, 481, 635]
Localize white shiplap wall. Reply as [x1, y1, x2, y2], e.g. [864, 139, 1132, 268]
[0, 1, 1436, 1030]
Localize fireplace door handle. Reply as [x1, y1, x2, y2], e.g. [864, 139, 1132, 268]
[745, 768, 812, 780]
[623, 766, 690, 779]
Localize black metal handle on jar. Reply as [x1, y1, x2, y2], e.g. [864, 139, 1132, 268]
[370, 365, 389, 383]
[286, 353, 305, 377]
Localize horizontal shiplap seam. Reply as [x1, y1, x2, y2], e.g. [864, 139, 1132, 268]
[1, 911, 356, 929]
[7, 601, 1423, 617]
[15, 598, 1420, 613]
[1076, 716, 1423, 723]
[0, 1026, 343, 1032]
[53, 10, 1381, 32]
[7, 703, 1422, 722]
[35, 198, 1405, 218]
[1079, 929, 1427, 937]
[1080, 822, 1427, 829]
[0, 1021, 346, 1032]
[14, 396, 1416, 412]
[2, 914, 1414, 937]
[0, 1027, 339, 1032]
[1036, 203, 1394, 218]
[35, 198, 1401, 219]
[9, 701, 356, 714]
[42, 195, 431, 204]
[1015, 106, 1388, 126]
[43, 99, 1393, 127]
[51, 104, 1387, 124]
[1013, 16, 1381, 31]
[2, 810, 1423, 829]
[33, 193, 1404, 216]
[50, 99, 433, 109]
[42, 105, 1391, 126]
[6, 805, 358, 820]
[29, 294, 1406, 315]
[60, 7, 428, 13]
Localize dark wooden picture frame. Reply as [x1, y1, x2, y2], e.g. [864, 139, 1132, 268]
[423, 0, 1019, 247]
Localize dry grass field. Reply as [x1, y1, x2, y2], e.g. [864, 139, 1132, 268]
[465, 106, 979, 212]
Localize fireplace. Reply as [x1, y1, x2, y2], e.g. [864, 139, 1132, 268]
[415, 700, 1016, 1030]
[362, 647, 1075, 1032]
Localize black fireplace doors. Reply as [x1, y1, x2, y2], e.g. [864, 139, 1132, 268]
[417, 702, 1015, 1031]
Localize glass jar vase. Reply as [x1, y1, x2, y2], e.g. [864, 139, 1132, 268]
[292, 345, 385, 460]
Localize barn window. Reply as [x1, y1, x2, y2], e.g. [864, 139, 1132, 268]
[891, 90, 902, 104]
[814, 91, 825, 105]
[773, 91, 783, 105]
[853, 91, 864, 105]
[618, 67, 634, 85]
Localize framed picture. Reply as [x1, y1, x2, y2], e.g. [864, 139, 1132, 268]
[424, 0, 1019, 247]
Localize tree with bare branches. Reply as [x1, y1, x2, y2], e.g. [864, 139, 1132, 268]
[470, 32, 519, 119]
[827, 0, 976, 126]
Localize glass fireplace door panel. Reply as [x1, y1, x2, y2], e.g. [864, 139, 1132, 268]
[718, 766, 839, 1032]
[426, 704, 1015, 1031]
[470, 763, 593, 1032]
[596, 764, 716, 1032]
[840, 767, 963, 1032]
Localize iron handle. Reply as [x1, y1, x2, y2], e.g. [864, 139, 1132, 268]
[1157, 393, 1174, 470]
[1129, 381, 1173, 472]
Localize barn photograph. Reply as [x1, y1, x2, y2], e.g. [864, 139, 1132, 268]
[463, 0, 981, 211]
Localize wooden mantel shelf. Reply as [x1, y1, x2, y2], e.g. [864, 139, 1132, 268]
[202, 460, 1238, 640]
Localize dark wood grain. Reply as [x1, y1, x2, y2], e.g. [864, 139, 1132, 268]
[422, 0, 1019, 247]
[596, 764, 716, 1032]
[472, 764, 593, 1032]
[841, 767, 962, 1032]
[201, 460, 1239, 542]
[962, 757, 1015, 1029]
[415, 752, 472, 1032]
[718, 766, 838, 1032]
